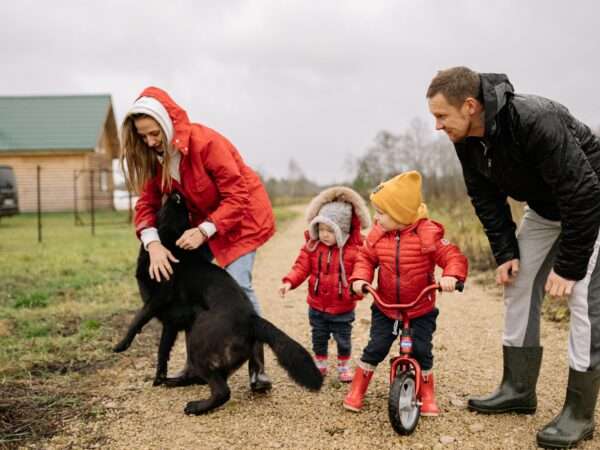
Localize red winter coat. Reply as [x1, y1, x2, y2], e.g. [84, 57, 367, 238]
[133, 87, 275, 267]
[283, 224, 364, 315]
[350, 219, 468, 320]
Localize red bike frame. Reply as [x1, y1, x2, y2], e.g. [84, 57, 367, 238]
[362, 283, 442, 392]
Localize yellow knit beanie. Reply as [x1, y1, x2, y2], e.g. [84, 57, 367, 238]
[370, 171, 428, 225]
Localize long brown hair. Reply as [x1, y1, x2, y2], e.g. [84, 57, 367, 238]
[120, 113, 173, 193]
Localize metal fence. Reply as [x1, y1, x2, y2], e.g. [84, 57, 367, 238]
[72, 168, 135, 230]
[0, 165, 134, 242]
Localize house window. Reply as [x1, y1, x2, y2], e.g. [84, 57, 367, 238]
[99, 171, 109, 192]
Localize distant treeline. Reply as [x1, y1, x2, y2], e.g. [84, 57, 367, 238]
[349, 118, 466, 202]
[350, 121, 599, 201]
[259, 121, 598, 272]
[261, 118, 467, 203]
[263, 176, 321, 202]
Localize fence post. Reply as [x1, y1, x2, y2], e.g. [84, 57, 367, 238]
[37, 165, 42, 243]
[90, 169, 95, 236]
[73, 170, 78, 225]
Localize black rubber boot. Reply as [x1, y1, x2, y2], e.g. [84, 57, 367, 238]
[536, 368, 600, 449]
[468, 346, 542, 414]
[249, 342, 272, 393]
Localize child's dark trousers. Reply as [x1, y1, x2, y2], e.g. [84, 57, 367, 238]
[308, 307, 355, 357]
[360, 305, 438, 370]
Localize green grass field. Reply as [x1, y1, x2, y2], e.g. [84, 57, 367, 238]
[2, 200, 559, 448]
[0, 211, 136, 377]
[0, 207, 299, 379]
[0, 199, 525, 379]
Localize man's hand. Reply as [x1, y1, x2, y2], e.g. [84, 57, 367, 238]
[496, 259, 520, 285]
[545, 269, 575, 298]
[439, 276, 458, 292]
[147, 242, 179, 282]
[176, 227, 207, 251]
[352, 280, 368, 296]
[279, 282, 292, 298]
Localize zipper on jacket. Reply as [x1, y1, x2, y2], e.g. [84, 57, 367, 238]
[314, 252, 322, 295]
[481, 140, 492, 170]
[395, 233, 400, 306]
[326, 248, 332, 274]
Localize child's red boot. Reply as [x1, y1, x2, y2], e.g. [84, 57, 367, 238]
[337, 357, 353, 383]
[420, 372, 440, 416]
[315, 355, 328, 376]
[343, 363, 375, 412]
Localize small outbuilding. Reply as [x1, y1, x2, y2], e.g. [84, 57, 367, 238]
[0, 94, 119, 212]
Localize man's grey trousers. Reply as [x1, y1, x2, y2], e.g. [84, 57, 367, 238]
[503, 207, 600, 371]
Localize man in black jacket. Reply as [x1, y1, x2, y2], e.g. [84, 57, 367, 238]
[427, 66, 600, 449]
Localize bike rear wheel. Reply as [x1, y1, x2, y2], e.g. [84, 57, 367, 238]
[388, 371, 420, 435]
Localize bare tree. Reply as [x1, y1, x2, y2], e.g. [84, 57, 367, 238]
[351, 118, 464, 201]
[287, 159, 304, 182]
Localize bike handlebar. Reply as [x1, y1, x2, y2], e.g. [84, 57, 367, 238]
[361, 280, 464, 310]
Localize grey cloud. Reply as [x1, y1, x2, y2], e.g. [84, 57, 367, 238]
[1, 0, 599, 183]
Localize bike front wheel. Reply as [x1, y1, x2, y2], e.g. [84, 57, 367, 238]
[388, 371, 420, 435]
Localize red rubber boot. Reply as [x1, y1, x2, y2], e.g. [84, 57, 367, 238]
[343, 365, 374, 412]
[420, 372, 440, 416]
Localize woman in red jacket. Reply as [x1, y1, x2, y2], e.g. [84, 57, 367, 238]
[343, 171, 468, 415]
[279, 186, 371, 382]
[120, 87, 276, 392]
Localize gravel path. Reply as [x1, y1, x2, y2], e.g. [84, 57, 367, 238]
[46, 207, 597, 450]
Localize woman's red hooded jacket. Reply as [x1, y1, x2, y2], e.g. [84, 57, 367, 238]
[133, 87, 275, 267]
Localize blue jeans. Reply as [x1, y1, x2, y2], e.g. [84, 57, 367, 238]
[224, 251, 262, 316]
[199, 246, 262, 316]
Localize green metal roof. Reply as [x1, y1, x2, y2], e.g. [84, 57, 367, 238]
[0, 94, 112, 152]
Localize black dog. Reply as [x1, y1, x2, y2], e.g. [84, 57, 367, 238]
[113, 192, 323, 415]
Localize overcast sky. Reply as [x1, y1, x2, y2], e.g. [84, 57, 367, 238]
[1, 1, 599, 184]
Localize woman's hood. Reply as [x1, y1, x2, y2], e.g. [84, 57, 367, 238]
[137, 87, 193, 156]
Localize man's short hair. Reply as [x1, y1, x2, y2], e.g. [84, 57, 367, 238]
[426, 66, 481, 107]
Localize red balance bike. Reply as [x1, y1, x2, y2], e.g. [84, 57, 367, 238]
[361, 280, 464, 435]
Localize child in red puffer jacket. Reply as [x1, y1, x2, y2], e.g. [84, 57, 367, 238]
[279, 186, 371, 382]
[343, 171, 468, 416]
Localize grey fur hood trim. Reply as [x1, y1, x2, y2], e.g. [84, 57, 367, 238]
[305, 186, 371, 229]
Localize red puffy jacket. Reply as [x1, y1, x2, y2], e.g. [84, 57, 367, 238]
[350, 219, 468, 320]
[283, 226, 364, 315]
[133, 87, 275, 267]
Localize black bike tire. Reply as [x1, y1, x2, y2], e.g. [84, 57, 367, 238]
[388, 371, 420, 435]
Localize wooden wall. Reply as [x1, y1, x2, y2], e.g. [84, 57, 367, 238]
[0, 152, 114, 212]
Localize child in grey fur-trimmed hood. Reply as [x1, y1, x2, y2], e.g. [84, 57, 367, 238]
[279, 186, 371, 382]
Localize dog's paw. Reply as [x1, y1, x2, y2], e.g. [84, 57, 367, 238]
[184, 400, 209, 415]
[161, 375, 206, 388]
[112, 340, 130, 353]
[152, 376, 166, 387]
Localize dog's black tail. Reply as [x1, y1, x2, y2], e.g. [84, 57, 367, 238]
[253, 316, 323, 391]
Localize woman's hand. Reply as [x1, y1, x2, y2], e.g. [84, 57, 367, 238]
[147, 242, 179, 282]
[279, 282, 292, 298]
[176, 227, 207, 251]
[439, 276, 458, 292]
